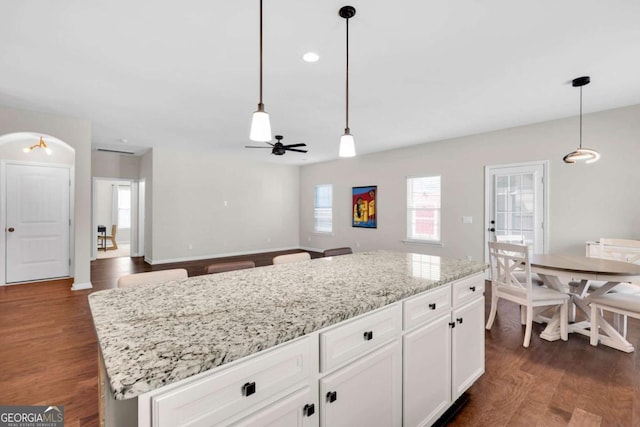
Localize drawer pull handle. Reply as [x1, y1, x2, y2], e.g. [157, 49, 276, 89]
[326, 391, 337, 403]
[363, 331, 373, 341]
[457, 317, 463, 324]
[469, 286, 476, 292]
[449, 322, 456, 328]
[242, 382, 256, 397]
[429, 303, 436, 310]
[303, 403, 315, 417]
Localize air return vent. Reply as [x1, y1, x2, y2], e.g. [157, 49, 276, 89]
[97, 148, 136, 155]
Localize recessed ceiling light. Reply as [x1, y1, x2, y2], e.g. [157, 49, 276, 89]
[302, 52, 320, 63]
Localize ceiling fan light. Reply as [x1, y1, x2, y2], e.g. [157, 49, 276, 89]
[250, 109, 272, 142]
[339, 133, 356, 157]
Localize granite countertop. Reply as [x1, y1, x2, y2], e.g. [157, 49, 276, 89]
[89, 250, 485, 400]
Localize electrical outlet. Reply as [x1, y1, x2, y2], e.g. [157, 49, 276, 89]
[267, 237, 271, 243]
[466, 255, 472, 261]
[188, 243, 193, 250]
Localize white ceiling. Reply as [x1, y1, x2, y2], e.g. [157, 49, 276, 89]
[1, 1, 639, 165]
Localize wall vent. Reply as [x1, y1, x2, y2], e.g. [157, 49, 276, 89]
[97, 148, 136, 155]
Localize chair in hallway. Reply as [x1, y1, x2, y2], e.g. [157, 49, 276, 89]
[117, 269, 188, 289]
[98, 224, 118, 251]
[486, 241, 569, 348]
[272, 252, 311, 265]
[204, 260, 255, 274]
[322, 247, 353, 257]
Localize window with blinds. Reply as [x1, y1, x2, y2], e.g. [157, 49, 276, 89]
[406, 176, 441, 242]
[314, 184, 333, 233]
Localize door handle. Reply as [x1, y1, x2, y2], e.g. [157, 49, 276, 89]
[488, 227, 495, 232]
[7, 227, 15, 232]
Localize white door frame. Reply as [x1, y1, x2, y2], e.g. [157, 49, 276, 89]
[92, 177, 144, 260]
[484, 160, 549, 265]
[1, 160, 75, 285]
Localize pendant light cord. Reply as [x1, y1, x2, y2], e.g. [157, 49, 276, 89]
[345, 15, 350, 133]
[259, 0, 264, 109]
[579, 85, 582, 149]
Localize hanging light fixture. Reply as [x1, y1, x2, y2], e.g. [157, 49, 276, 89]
[23, 136, 52, 155]
[338, 6, 356, 158]
[563, 76, 600, 164]
[249, 0, 272, 142]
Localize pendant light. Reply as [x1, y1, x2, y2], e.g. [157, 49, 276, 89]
[563, 76, 600, 164]
[338, 6, 356, 158]
[249, 0, 272, 142]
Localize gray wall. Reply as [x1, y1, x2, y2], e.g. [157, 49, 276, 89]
[299, 104, 640, 261]
[92, 150, 141, 179]
[0, 106, 92, 288]
[147, 147, 300, 264]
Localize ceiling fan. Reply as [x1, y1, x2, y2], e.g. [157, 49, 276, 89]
[245, 135, 308, 156]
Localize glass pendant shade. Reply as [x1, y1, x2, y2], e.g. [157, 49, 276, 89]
[250, 108, 272, 142]
[339, 133, 356, 157]
[562, 148, 600, 164]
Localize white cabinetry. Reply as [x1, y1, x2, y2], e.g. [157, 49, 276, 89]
[320, 340, 402, 427]
[403, 314, 451, 427]
[231, 387, 316, 427]
[135, 273, 485, 427]
[402, 273, 485, 427]
[147, 337, 317, 427]
[451, 297, 485, 399]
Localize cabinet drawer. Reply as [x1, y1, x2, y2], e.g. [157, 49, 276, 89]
[231, 386, 316, 427]
[151, 337, 314, 427]
[320, 304, 401, 373]
[452, 273, 484, 307]
[403, 286, 451, 331]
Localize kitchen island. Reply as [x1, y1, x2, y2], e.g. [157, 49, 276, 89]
[90, 251, 486, 426]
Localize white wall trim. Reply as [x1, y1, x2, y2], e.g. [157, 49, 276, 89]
[71, 281, 93, 291]
[299, 245, 324, 253]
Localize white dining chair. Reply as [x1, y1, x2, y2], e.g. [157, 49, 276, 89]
[486, 242, 569, 348]
[117, 269, 188, 289]
[272, 252, 311, 265]
[590, 293, 640, 349]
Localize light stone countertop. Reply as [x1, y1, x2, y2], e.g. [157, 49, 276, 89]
[89, 250, 486, 400]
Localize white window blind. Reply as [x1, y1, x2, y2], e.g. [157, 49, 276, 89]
[407, 176, 441, 242]
[117, 185, 131, 228]
[314, 184, 333, 233]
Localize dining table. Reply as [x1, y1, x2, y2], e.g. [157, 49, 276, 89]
[529, 254, 640, 352]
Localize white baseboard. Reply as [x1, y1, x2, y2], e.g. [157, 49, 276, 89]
[71, 281, 93, 291]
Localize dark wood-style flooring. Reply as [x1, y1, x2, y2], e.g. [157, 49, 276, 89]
[1, 251, 639, 426]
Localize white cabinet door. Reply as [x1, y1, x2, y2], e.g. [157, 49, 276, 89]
[320, 340, 401, 427]
[231, 387, 317, 427]
[451, 297, 485, 399]
[403, 313, 451, 427]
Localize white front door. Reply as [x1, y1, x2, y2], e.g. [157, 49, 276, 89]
[484, 161, 548, 263]
[5, 163, 70, 283]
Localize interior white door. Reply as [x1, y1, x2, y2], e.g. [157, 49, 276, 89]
[485, 162, 547, 262]
[6, 164, 70, 283]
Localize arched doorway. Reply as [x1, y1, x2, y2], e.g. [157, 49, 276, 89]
[0, 132, 76, 285]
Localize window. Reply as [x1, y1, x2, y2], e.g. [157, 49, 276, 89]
[117, 185, 131, 228]
[314, 184, 333, 233]
[407, 176, 441, 242]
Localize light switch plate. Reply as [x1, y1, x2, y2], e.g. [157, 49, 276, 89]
[462, 216, 473, 224]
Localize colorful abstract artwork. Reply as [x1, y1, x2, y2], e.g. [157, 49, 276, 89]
[352, 186, 377, 228]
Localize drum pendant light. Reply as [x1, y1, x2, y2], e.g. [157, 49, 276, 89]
[563, 76, 600, 164]
[249, 0, 272, 142]
[338, 6, 356, 158]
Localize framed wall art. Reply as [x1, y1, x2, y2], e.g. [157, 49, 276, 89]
[352, 185, 377, 228]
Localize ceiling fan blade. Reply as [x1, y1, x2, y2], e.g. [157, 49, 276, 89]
[283, 143, 306, 148]
[285, 148, 308, 153]
[245, 146, 272, 148]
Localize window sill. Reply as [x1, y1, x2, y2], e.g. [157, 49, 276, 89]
[402, 239, 444, 248]
[312, 231, 334, 237]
